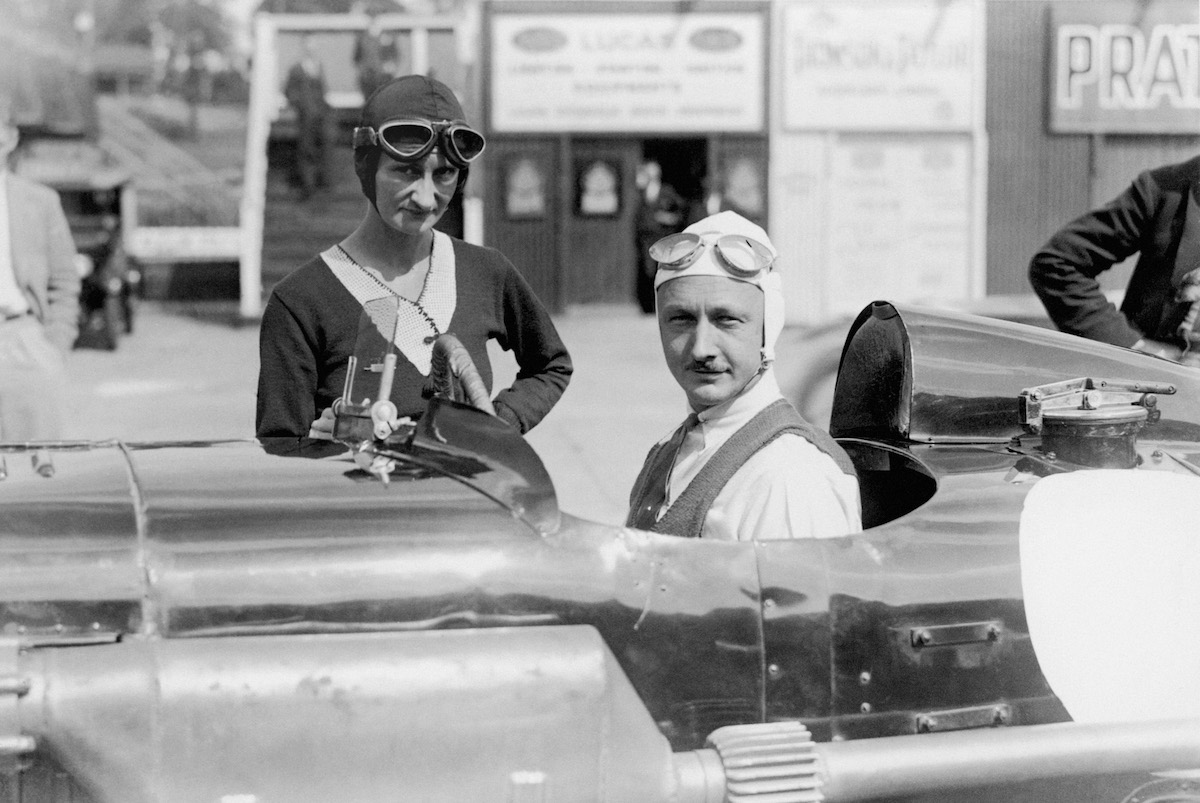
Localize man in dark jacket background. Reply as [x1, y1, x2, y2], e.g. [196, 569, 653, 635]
[1029, 155, 1200, 361]
[284, 35, 333, 200]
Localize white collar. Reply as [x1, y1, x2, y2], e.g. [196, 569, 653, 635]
[694, 368, 781, 427]
[679, 368, 783, 456]
[322, 230, 457, 376]
[665, 368, 784, 507]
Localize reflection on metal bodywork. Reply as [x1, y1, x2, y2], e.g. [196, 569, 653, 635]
[2, 302, 1199, 801]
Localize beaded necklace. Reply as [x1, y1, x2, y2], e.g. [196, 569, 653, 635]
[336, 244, 441, 343]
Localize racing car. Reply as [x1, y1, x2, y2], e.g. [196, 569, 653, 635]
[0, 300, 1197, 802]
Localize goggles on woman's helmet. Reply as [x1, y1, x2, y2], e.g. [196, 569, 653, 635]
[352, 119, 486, 168]
[649, 231, 775, 278]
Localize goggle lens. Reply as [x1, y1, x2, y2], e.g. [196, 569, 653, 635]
[379, 123, 436, 157]
[650, 232, 773, 277]
[447, 126, 486, 162]
[649, 233, 703, 266]
[716, 236, 771, 275]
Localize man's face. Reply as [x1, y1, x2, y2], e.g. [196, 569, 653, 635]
[657, 275, 764, 412]
[373, 150, 459, 235]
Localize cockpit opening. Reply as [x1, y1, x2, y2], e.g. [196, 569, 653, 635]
[839, 439, 936, 529]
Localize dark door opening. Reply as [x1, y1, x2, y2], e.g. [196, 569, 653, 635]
[642, 138, 708, 226]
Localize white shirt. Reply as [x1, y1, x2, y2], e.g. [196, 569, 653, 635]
[662, 369, 862, 540]
[0, 172, 29, 316]
[321, 230, 456, 376]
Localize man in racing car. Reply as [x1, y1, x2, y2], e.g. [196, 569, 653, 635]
[626, 211, 862, 540]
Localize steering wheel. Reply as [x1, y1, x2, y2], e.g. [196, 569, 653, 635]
[426, 334, 496, 415]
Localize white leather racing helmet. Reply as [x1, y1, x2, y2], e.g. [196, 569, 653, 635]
[653, 210, 784, 365]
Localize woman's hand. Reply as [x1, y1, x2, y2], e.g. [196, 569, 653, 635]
[308, 407, 336, 440]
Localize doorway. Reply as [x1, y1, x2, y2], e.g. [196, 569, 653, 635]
[483, 136, 561, 310]
[642, 138, 708, 226]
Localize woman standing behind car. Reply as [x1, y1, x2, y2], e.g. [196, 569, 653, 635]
[256, 75, 572, 439]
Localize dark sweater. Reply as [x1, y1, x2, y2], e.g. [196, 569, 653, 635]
[626, 399, 857, 538]
[256, 238, 572, 438]
[1029, 156, 1200, 347]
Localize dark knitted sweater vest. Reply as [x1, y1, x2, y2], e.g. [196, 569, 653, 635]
[626, 398, 857, 538]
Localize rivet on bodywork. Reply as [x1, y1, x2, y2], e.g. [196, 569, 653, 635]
[859, 671, 871, 685]
[860, 702, 872, 714]
[767, 664, 782, 679]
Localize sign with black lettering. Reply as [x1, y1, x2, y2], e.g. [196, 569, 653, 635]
[1050, 1, 1199, 134]
[490, 11, 765, 133]
[781, 0, 981, 132]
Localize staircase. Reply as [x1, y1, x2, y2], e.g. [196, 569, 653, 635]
[261, 139, 366, 289]
[96, 96, 240, 227]
[94, 95, 367, 298]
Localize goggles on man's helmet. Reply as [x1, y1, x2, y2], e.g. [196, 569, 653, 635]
[650, 231, 775, 278]
[352, 119, 486, 168]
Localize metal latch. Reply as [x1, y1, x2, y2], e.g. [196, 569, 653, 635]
[1019, 378, 1176, 469]
[909, 621, 1002, 649]
[1019, 377, 1174, 435]
[916, 704, 1011, 733]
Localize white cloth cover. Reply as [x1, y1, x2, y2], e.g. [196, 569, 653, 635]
[1020, 470, 1200, 723]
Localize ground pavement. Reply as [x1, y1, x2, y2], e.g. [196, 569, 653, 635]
[61, 301, 683, 527]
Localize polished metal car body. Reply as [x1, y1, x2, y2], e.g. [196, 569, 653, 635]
[1, 301, 1198, 802]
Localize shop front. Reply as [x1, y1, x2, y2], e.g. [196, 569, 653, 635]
[987, 0, 1200, 299]
[772, 0, 988, 324]
[482, 1, 770, 311]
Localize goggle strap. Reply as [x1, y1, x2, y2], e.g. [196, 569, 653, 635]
[352, 126, 378, 148]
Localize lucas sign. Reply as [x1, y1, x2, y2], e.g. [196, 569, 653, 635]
[1051, 1, 1200, 134]
[490, 11, 765, 133]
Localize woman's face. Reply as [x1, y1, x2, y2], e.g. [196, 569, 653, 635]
[373, 150, 459, 236]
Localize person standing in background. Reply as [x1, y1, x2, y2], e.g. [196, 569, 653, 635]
[634, 160, 686, 314]
[0, 97, 79, 443]
[284, 35, 333, 200]
[353, 5, 400, 103]
[1029, 154, 1200, 362]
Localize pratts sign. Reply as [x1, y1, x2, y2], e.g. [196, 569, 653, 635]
[1050, 0, 1199, 134]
